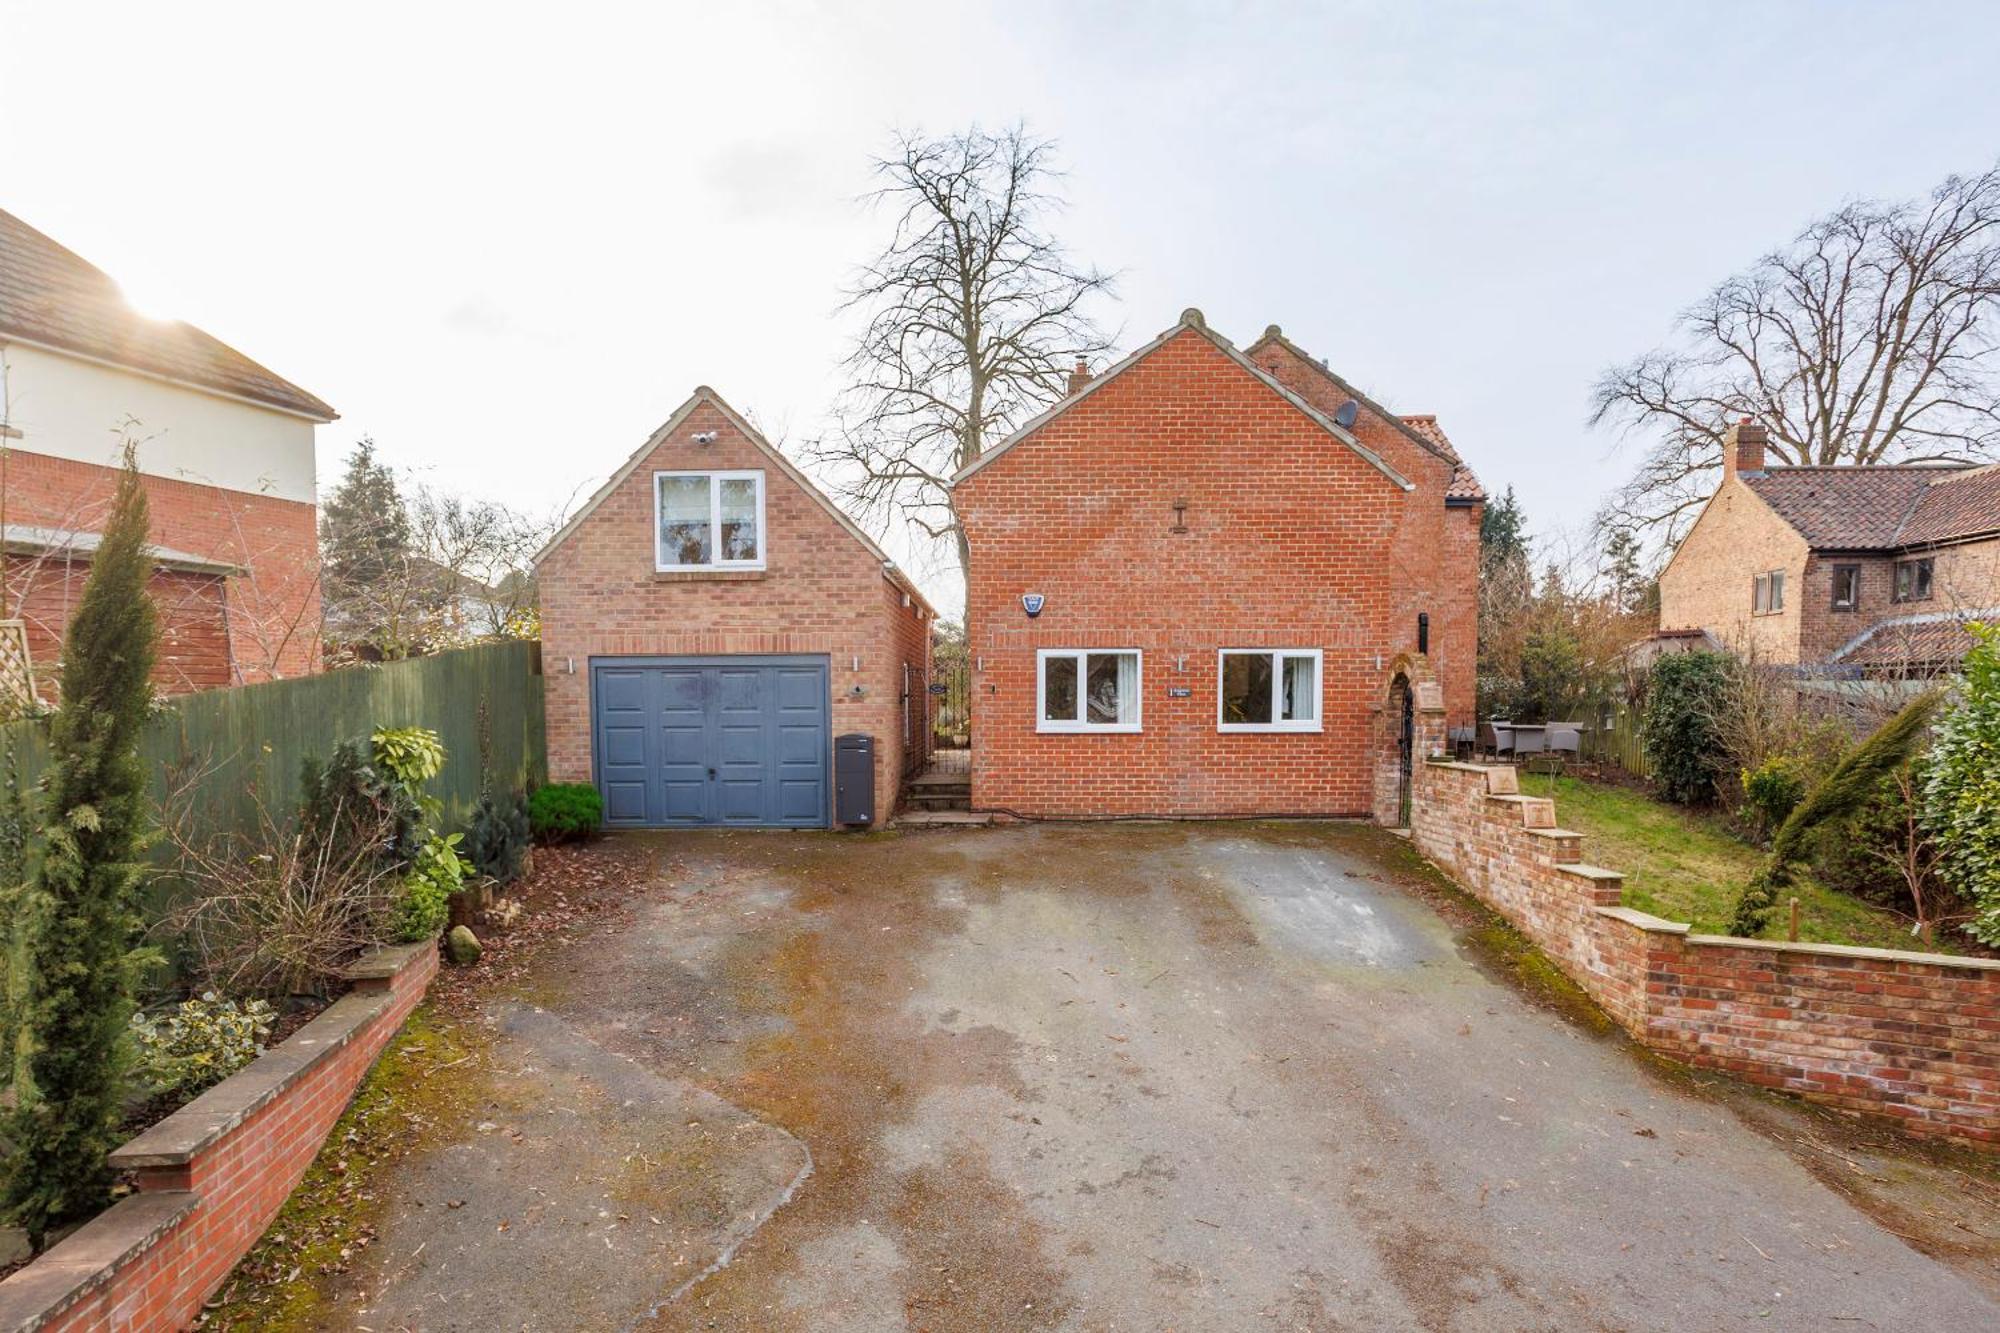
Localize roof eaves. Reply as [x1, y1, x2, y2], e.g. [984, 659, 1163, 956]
[952, 309, 1413, 492]
[0, 331, 338, 424]
[530, 388, 939, 622]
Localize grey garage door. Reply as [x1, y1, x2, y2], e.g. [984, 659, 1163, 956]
[591, 656, 830, 828]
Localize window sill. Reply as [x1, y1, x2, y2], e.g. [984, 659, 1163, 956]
[652, 568, 768, 583]
[1218, 723, 1324, 734]
[1036, 723, 1143, 735]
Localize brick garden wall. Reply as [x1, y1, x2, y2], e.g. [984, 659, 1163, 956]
[536, 395, 931, 827]
[1414, 761, 2000, 1147]
[0, 942, 438, 1332]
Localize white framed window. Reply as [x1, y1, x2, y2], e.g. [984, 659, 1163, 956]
[1037, 649, 1142, 732]
[654, 470, 766, 571]
[1218, 649, 1322, 732]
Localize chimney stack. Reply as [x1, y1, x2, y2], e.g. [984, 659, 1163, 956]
[1723, 417, 1767, 477]
[1067, 357, 1094, 396]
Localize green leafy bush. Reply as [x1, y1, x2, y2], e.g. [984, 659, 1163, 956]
[529, 783, 602, 843]
[1641, 650, 1732, 805]
[466, 792, 531, 884]
[371, 726, 446, 788]
[1922, 623, 2000, 945]
[1740, 756, 1807, 839]
[130, 993, 275, 1101]
[388, 835, 466, 943]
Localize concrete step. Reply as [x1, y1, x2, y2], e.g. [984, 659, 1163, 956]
[894, 810, 996, 829]
[905, 791, 973, 811]
[909, 774, 972, 791]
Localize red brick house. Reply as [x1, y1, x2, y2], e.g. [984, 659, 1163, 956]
[0, 207, 334, 703]
[952, 309, 1483, 821]
[535, 388, 935, 829]
[1655, 419, 2000, 675]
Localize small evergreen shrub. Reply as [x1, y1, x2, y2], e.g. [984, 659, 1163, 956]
[1740, 756, 1807, 839]
[1642, 651, 1732, 805]
[299, 739, 420, 864]
[529, 784, 602, 843]
[388, 835, 466, 943]
[130, 993, 275, 1102]
[1922, 623, 2000, 945]
[466, 792, 531, 884]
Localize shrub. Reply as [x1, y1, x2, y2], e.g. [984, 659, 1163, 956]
[1731, 689, 1941, 937]
[299, 739, 420, 863]
[1740, 756, 1807, 839]
[465, 792, 531, 884]
[372, 726, 446, 790]
[1, 449, 159, 1248]
[130, 993, 274, 1102]
[1641, 651, 1732, 805]
[161, 778, 403, 998]
[1922, 623, 2000, 946]
[529, 783, 602, 843]
[388, 834, 466, 943]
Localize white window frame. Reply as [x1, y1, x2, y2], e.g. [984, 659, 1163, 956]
[1217, 648, 1324, 733]
[653, 470, 767, 572]
[1036, 648, 1143, 733]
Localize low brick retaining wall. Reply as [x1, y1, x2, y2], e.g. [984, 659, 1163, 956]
[1414, 761, 2000, 1147]
[0, 941, 438, 1332]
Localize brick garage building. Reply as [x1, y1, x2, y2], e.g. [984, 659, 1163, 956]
[952, 309, 1483, 820]
[536, 388, 934, 829]
[0, 207, 333, 702]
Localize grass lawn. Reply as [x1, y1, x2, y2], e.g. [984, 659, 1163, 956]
[1534, 773, 1939, 953]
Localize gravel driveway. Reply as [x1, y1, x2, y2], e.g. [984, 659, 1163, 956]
[323, 821, 2000, 1331]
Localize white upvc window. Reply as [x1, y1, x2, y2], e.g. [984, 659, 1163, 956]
[1218, 649, 1322, 732]
[1037, 649, 1142, 732]
[654, 470, 766, 571]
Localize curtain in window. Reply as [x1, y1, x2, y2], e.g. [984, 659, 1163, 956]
[1115, 651, 1139, 724]
[719, 478, 759, 561]
[659, 476, 711, 566]
[1282, 655, 1317, 722]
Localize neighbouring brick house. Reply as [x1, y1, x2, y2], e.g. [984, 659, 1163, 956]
[952, 308, 1483, 821]
[535, 388, 935, 829]
[0, 207, 334, 702]
[1655, 419, 2000, 675]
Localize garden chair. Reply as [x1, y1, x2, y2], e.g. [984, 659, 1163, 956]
[1479, 723, 1513, 760]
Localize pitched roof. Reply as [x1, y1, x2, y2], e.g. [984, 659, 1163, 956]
[1398, 414, 1486, 502]
[1741, 462, 1998, 550]
[1830, 606, 2000, 668]
[0, 207, 335, 422]
[950, 309, 1414, 491]
[1244, 326, 1486, 503]
[533, 386, 937, 619]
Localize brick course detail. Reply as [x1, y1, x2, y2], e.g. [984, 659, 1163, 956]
[0, 942, 437, 1332]
[536, 394, 931, 827]
[1413, 761, 2000, 1147]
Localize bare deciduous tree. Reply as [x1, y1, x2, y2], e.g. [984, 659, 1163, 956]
[807, 125, 1116, 572]
[1593, 162, 2000, 542]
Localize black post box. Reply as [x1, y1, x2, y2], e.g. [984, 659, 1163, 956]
[835, 734, 874, 827]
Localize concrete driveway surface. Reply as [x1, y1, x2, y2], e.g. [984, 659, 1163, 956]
[322, 822, 2000, 1331]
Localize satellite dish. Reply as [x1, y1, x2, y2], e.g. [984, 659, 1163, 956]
[1334, 399, 1359, 429]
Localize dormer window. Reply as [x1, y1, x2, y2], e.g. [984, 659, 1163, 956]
[655, 471, 765, 571]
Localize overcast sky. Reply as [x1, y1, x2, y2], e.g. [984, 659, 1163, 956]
[5, 1, 1998, 613]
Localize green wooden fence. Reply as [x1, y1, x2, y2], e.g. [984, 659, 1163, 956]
[1584, 707, 1651, 781]
[0, 640, 545, 844]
